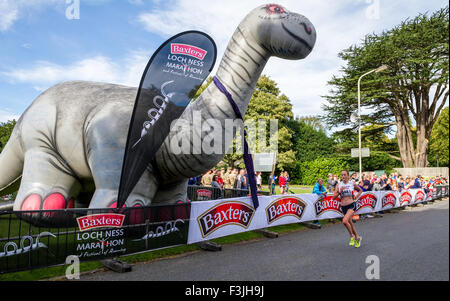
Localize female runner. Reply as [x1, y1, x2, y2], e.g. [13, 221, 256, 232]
[334, 170, 363, 247]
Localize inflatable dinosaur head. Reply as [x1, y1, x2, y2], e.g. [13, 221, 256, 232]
[240, 3, 316, 60]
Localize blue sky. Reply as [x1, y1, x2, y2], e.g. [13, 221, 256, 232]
[0, 0, 448, 123]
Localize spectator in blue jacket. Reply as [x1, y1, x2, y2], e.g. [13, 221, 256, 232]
[312, 178, 327, 226]
[188, 177, 197, 185]
[411, 176, 422, 189]
[313, 178, 327, 197]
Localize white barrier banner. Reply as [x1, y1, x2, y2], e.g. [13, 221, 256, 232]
[187, 189, 427, 244]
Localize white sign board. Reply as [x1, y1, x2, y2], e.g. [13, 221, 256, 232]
[253, 153, 276, 172]
[351, 148, 370, 158]
[187, 189, 429, 244]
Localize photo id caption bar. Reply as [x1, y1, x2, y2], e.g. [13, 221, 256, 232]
[184, 284, 264, 298]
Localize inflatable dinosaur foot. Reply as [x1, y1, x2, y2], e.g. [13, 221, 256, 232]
[21, 193, 74, 211]
[17, 195, 77, 228]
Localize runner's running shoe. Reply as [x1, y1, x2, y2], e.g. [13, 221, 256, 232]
[349, 237, 355, 246]
[354, 236, 362, 248]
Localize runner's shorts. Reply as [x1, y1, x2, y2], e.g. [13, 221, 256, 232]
[341, 202, 355, 215]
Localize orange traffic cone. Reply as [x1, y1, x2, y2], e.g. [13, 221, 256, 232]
[352, 214, 360, 221]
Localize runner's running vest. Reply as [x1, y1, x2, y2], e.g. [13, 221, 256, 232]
[338, 180, 355, 198]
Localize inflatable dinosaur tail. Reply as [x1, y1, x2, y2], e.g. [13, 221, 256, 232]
[0, 127, 24, 197]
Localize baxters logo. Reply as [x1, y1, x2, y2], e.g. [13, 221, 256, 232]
[382, 192, 397, 209]
[197, 201, 255, 237]
[355, 193, 377, 213]
[171, 43, 207, 60]
[400, 191, 412, 205]
[266, 197, 306, 224]
[314, 195, 342, 217]
[197, 189, 212, 201]
[77, 213, 125, 232]
[414, 190, 425, 203]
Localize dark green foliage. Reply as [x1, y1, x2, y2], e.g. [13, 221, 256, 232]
[0, 120, 16, 153]
[428, 107, 449, 167]
[296, 157, 348, 186]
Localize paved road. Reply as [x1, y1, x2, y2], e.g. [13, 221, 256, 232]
[80, 199, 449, 281]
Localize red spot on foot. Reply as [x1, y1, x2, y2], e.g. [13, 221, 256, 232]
[43, 193, 66, 210]
[175, 202, 190, 220]
[22, 194, 41, 211]
[129, 203, 144, 225]
[67, 198, 75, 209]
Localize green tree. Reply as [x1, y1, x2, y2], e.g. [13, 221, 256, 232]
[323, 7, 449, 168]
[428, 106, 449, 167]
[331, 123, 399, 162]
[193, 76, 213, 99]
[297, 157, 348, 186]
[296, 115, 326, 132]
[219, 75, 296, 170]
[0, 120, 17, 153]
[288, 117, 335, 164]
[338, 151, 398, 174]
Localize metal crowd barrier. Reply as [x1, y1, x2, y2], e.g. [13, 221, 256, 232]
[432, 184, 449, 201]
[186, 185, 270, 202]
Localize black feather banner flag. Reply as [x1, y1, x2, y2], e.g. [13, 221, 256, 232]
[117, 31, 217, 208]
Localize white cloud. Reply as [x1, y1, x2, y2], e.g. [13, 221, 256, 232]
[0, 109, 21, 123]
[0, 0, 19, 32]
[0, 0, 117, 32]
[2, 50, 150, 89]
[0, 0, 64, 32]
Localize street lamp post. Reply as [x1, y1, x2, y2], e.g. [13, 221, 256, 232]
[357, 64, 388, 181]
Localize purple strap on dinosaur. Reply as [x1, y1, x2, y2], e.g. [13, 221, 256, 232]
[212, 76, 259, 209]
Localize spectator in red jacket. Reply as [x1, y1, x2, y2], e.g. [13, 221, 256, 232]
[279, 172, 286, 194]
[216, 170, 224, 188]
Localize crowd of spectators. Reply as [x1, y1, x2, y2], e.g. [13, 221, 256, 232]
[189, 168, 292, 193]
[325, 172, 448, 195]
[310, 173, 448, 223]
[269, 171, 291, 194]
[189, 168, 265, 191]
[190, 168, 448, 197]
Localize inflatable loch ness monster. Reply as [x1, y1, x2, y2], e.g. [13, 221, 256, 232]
[0, 4, 316, 221]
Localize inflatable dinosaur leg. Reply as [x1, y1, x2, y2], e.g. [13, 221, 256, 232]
[88, 166, 159, 209]
[85, 114, 126, 209]
[152, 179, 188, 205]
[13, 148, 81, 212]
[0, 126, 24, 197]
[85, 107, 158, 209]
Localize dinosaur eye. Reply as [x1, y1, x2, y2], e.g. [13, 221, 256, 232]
[302, 22, 312, 35]
[265, 4, 285, 14]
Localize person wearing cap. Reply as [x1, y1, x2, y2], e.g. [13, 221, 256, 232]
[414, 175, 422, 188]
[420, 176, 429, 205]
[362, 175, 372, 191]
[372, 178, 382, 191]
